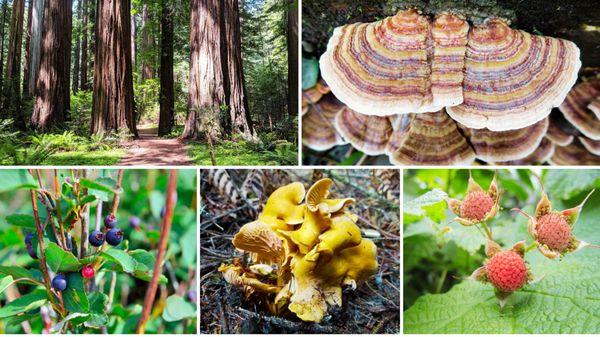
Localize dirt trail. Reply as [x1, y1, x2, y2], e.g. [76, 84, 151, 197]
[118, 127, 193, 166]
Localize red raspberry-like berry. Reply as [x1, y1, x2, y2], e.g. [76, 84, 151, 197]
[459, 191, 494, 221]
[485, 250, 527, 293]
[81, 265, 95, 279]
[536, 213, 571, 251]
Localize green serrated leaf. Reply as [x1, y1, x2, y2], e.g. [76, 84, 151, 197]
[404, 189, 448, 217]
[102, 248, 136, 273]
[63, 273, 89, 313]
[78, 194, 97, 206]
[0, 170, 37, 193]
[5, 214, 37, 229]
[45, 242, 82, 272]
[544, 170, 600, 200]
[0, 288, 47, 318]
[162, 295, 196, 322]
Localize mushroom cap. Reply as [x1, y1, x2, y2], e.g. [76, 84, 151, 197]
[232, 220, 288, 265]
[559, 80, 600, 140]
[386, 110, 476, 165]
[549, 140, 600, 165]
[497, 137, 555, 165]
[302, 94, 347, 151]
[461, 118, 549, 162]
[546, 114, 576, 146]
[260, 182, 306, 229]
[579, 136, 600, 156]
[319, 9, 440, 116]
[334, 107, 394, 155]
[431, 12, 469, 107]
[588, 96, 600, 117]
[446, 19, 581, 131]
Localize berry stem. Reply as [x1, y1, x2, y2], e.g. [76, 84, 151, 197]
[79, 169, 90, 259]
[480, 221, 493, 240]
[33, 169, 63, 249]
[28, 175, 66, 317]
[137, 170, 179, 334]
[525, 242, 537, 253]
[52, 169, 68, 249]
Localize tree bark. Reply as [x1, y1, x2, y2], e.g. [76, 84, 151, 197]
[223, 0, 255, 139]
[182, 0, 227, 139]
[140, 4, 154, 81]
[131, 10, 136, 70]
[287, 0, 298, 117]
[79, 0, 89, 90]
[22, 0, 32, 99]
[2, 0, 25, 124]
[22, 0, 44, 99]
[31, 0, 72, 131]
[0, 0, 8, 94]
[158, 0, 174, 136]
[72, 0, 82, 93]
[91, 0, 137, 136]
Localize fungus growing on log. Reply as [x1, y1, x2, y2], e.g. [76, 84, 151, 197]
[302, 94, 347, 151]
[559, 79, 600, 140]
[334, 107, 394, 155]
[220, 178, 378, 323]
[385, 110, 476, 165]
[460, 118, 549, 162]
[497, 138, 555, 165]
[320, 9, 580, 131]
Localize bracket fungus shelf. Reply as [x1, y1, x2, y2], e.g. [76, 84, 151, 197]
[219, 178, 378, 323]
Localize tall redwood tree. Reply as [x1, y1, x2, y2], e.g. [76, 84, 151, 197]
[158, 0, 174, 136]
[91, 0, 137, 136]
[31, 0, 72, 130]
[22, 0, 44, 99]
[2, 0, 25, 124]
[223, 0, 255, 139]
[182, 0, 227, 139]
[287, 0, 298, 117]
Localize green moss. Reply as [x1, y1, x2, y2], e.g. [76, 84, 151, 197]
[187, 140, 298, 166]
[42, 149, 127, 165]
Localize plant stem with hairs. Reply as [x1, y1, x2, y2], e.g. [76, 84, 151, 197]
[137, 170, 178, 334]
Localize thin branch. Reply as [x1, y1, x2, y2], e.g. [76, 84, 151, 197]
[111, 169, 125, 214]
[137, 170, 178, 334]
[53, 169, 68, 249]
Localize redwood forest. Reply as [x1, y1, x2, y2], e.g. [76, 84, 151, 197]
[0, 0, 298, 165]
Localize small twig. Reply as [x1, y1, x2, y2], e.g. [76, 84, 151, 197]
[106, 271, 117, 312]
[53, 170, 68, 248]
[111, 170, 125, 214]
[79, 169, 90, 259]
[137, 170, 178, 334]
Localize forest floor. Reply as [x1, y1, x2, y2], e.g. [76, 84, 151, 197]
[118, 126, 193, 166]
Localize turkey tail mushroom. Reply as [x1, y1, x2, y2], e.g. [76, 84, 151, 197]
[559, 79, 600, 140]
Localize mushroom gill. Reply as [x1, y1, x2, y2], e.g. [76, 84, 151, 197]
[220, 178, 378, 323]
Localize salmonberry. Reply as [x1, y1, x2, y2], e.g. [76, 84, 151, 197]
[460, 191, 494, 221]
[485, 250, 527, 293]
[88, 230, 105, 247]
[536, 213, 571, 252]
[81, 265, 95, 279]
[104, 214, 117, 229]
[106, 228, 124, 246]
[52, 274, 68, 291]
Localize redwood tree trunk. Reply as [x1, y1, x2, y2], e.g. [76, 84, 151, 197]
[287, 0, 298, 117]
[72, 0, 82, 93]
[2, 0, 25, 124]
[140, 4, 154, 81]
[158, 0, 174, 136]
[182, 0, 227, 139]
[79, 0, 89, 90]
[0, 0, 8, 94]
[223, 0, 255, 139]
[23, 0, 44, 99]
[91, 0, 137, 136]
[130, 10, 135, 69]
[31, 0, 72, 131]
[22, 0, 32, 99]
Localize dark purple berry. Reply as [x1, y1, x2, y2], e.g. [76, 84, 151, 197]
[27, 244, 38, 259]
[25, 233, 34, 246]
[88, 230, 105, 247]
[106, 228, 124, 246]
[129, 216, 141, 228]
[52, 274, 67, 291]
[104, 214, 117, 229]
[160, 206, 166, 218]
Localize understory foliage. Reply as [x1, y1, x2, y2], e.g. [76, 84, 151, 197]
[0, 169, 197, 333]
[200, 169, 399, 333]
[403, 169, 600, 333]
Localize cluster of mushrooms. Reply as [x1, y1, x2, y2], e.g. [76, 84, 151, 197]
[219, 178, 378, 322]
[303, 9, 600, 165]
